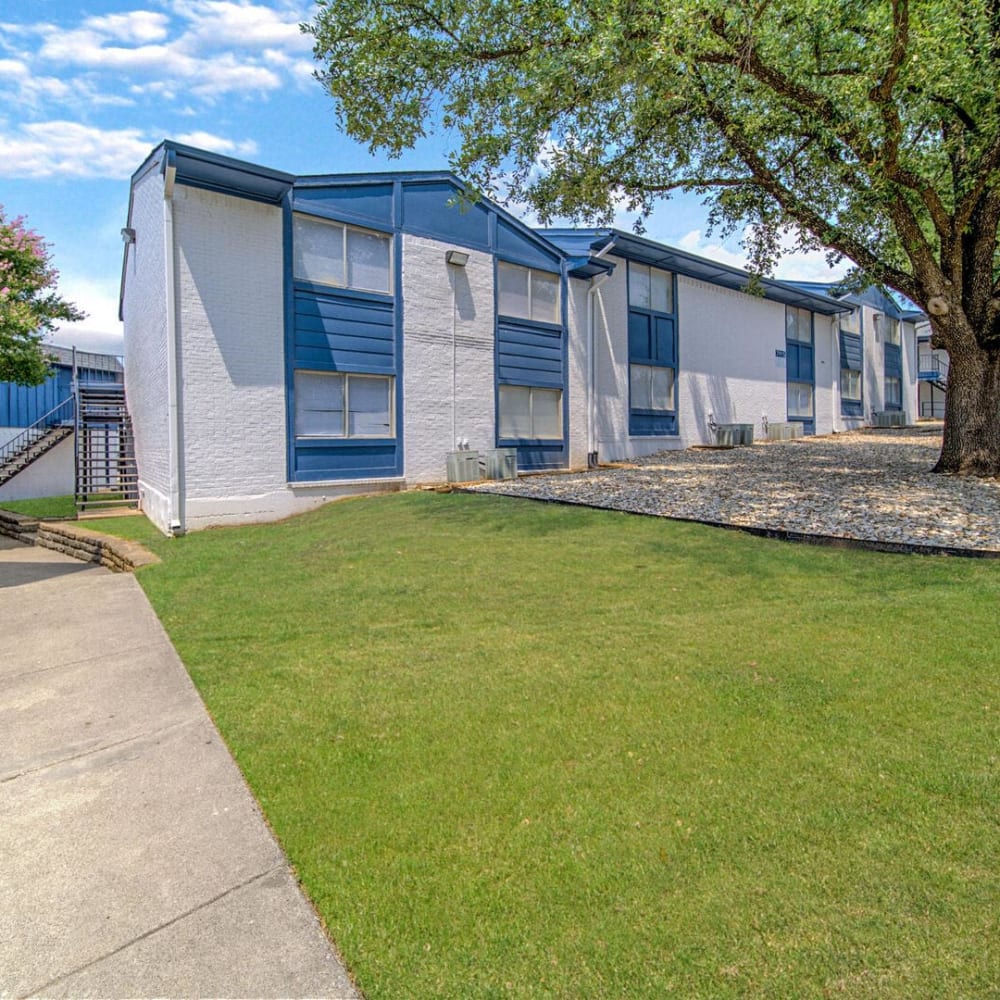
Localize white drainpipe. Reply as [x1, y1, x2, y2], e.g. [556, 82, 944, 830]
[163, 158, 185, 535]
[586, 239, 616, 465]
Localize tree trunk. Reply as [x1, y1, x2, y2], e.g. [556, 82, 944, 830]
[933, 335, 1000, 477]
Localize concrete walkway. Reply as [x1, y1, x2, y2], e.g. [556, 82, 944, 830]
[0, 537, 360, 999]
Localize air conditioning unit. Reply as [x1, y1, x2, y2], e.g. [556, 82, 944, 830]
[873, 411, 906, 428]
[446, 450, 481, 482]
[715, 423, 754, 446]
[766, 422, 804, 441]
[479, 448, 518, 480]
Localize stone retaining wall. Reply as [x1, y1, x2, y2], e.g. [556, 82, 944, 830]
[0, 510, 39, 543]
[0, 511, 158, 573]
[36, 523, 159, 573]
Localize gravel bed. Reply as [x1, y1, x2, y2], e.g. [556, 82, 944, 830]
[470, 428, 1000, 555]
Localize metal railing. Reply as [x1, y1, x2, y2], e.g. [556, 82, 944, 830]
[0, 396, 75, 466]
[918, 353, 949, 383]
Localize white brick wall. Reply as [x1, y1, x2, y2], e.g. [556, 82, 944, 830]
[565, 276, 590, 468]
[401, 234, 496, 482]
[585, 261, 847, 458]
[677, 275, 792, 444]
[122, 165, 172, 532]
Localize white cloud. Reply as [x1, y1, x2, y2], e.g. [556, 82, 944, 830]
[674, 229, 751, 269]
[175, 130, 258, 156]
[0, 121, 152, 178]
[173, 0, 312, 51]
[19, 1, 312, 106]
[46, 276, 124, 357]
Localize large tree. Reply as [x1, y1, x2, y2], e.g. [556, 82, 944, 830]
[308, 0, 1000, 475]
[0, 206, 84, 386]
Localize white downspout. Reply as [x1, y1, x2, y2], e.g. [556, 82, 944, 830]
[163, 160, 185, 534]
[586, 239, 616, 466]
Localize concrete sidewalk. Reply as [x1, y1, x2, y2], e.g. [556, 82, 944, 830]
[0, 536, 360, 999]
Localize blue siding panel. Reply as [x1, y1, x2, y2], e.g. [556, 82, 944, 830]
[630, 411, 678, 436]
[628, 311, 676, 365]
[840, 331, 863, 370]
[293, 289, 394, 371]
[496, 441, 566, 471]
[400, 182, 491, 250]
[0, 362, 116, 428]
[292, 184, 394, 228]
[787, 342, 814, 381]
[885, 343, 902, 377]
[497, 321, 564, 388]
[294, 439, 399, 480]
[496, 220, 562, 271]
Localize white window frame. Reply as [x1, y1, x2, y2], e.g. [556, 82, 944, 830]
[294, 370, 395, 439]
[497, 261, 561, 325]
[628, 261, 674, 314]
[498, 384, 563, 440]
[885, 318, 901, 345]
[787, 381, 814, 418]
[840, 368, 862, 401]
[885, 375, 902, 407]
[785, 305, 813, 344]
[629, 363, 676, 411]
[292, 213, 393, 295]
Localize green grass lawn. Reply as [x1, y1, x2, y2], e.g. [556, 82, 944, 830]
[0, 494, 78, 519]
[105, 492, 999, 998]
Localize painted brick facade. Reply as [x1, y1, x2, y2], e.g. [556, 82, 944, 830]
[401, 234, 496, 482]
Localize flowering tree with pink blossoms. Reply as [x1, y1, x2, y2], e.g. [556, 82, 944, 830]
[0, 206, 84, 386]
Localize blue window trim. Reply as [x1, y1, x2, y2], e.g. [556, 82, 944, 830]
[627, 262, 679, 437]
[883, 340, 903, 411]
[290, 201, 395, 236]
[284, 189, 404, 483]
[785, 306, 815, 432]
[492, 257, 570, 470]
[839, 327, 864, 417]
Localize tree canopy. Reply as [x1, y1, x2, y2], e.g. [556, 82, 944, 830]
[0, 206, 84, 386]
[307, 0, 1000, 474]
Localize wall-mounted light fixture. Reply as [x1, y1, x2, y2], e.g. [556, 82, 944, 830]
[445, 249, 469, 267]
[121, 227, 137, 245]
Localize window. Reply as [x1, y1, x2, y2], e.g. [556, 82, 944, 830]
[840, 308, 860, 334]
[294, 370, 394, 438]
[629, 262, 673, 313]
[841, 369, 862, 401]
[497, 262, 560, 324]
[630, 364, 675, 410]
[785, 305, 813, 343]
[885, 376, 902, 407]
[787, 382, 813, 418]
[293, 214, 391, 294]
[885, 318, 901, 345]
[498, 385, 562, 439]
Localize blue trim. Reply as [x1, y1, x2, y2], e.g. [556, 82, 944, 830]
[839, 329, 864, 418]
[393, 214, 404, 473]
[493, 260, 570, 470]
[627, 264, 679, 437]
[785, 306, 815, 434]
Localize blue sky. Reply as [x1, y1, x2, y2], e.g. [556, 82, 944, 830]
[2, 0, 847, 355]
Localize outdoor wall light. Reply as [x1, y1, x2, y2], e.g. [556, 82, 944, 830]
[121, 227, 137, 245]
[445, 250, 469, 267]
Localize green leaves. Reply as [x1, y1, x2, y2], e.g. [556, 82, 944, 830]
[0, 206, 83, 386]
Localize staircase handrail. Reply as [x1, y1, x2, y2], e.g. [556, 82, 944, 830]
[0, 396, 75, 465]
[918, 352, 949, 382]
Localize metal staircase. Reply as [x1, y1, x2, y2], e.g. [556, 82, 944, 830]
[918, 353, 948, 392]
[74, 384, 140, 517]
[0, 397, 75, 487]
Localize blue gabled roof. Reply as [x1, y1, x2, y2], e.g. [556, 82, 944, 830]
[542, 229, 848, 315]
